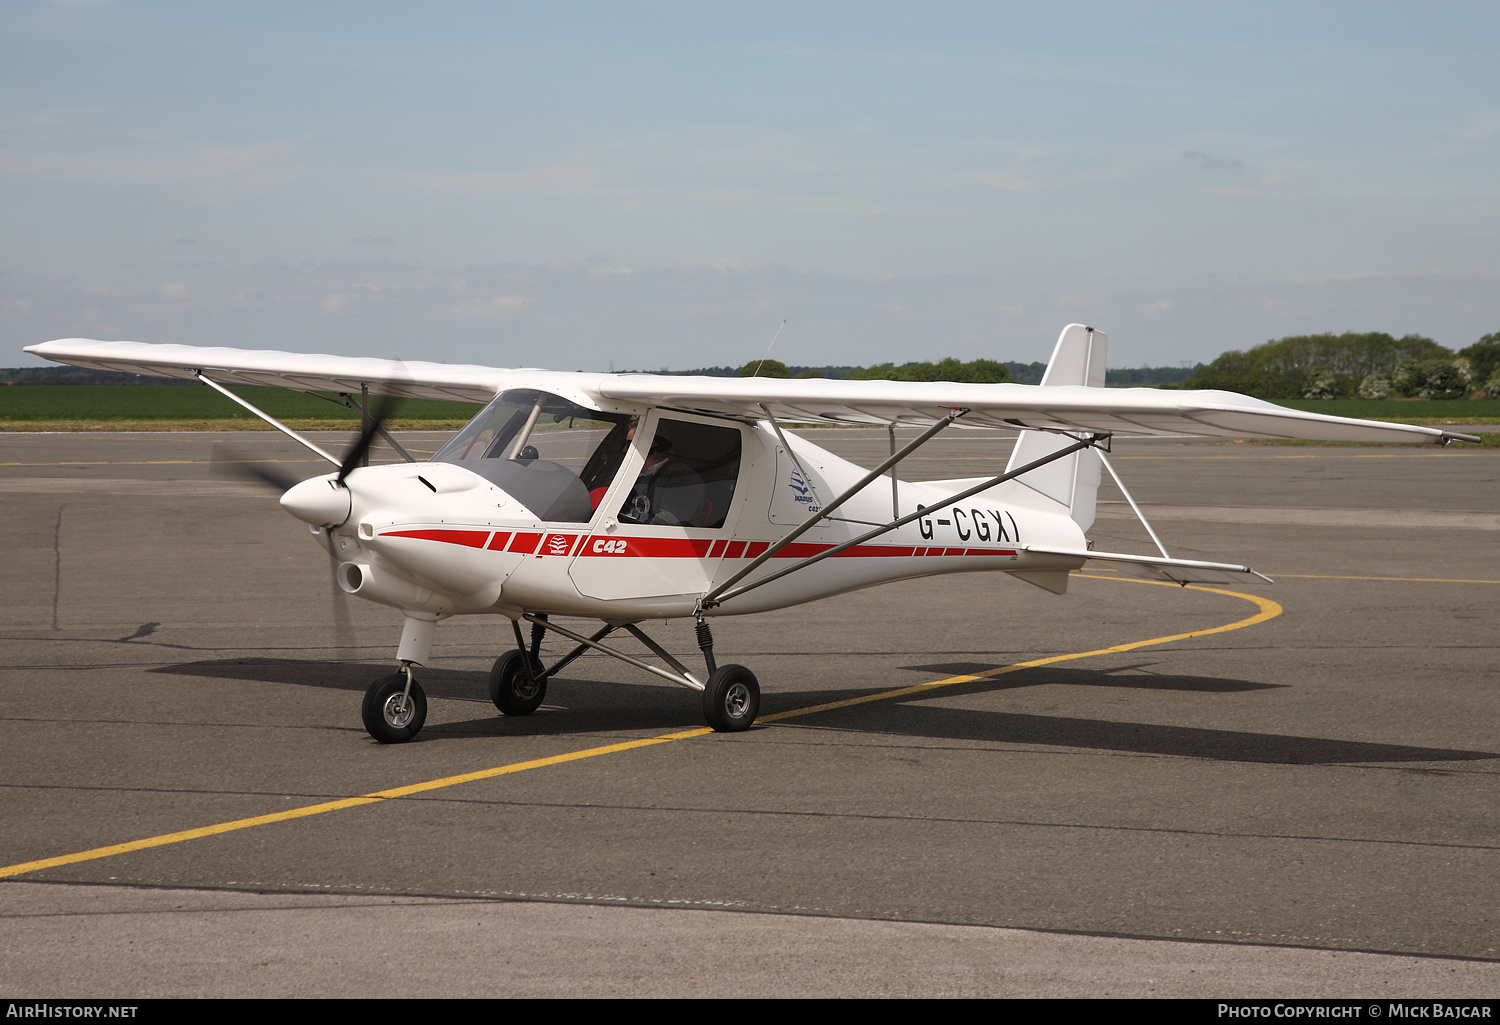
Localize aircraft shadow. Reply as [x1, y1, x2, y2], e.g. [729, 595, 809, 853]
[824, 666, 1495, 764]
[897, 660, 1286, 694]
[150, 657, 720, 734]
[152, 658, 492, 701]
[151, 658, 1497, 764]
[813, 702, 1496, 764]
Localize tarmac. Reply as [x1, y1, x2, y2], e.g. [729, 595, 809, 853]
[1, 428, 1497, 998]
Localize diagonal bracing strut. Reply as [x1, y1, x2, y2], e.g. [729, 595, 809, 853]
[194, 373, 342, 466]
[702, 409, 970, 606]
[1096, 449, 1170, 559]
[703, 429, 1110, 608]
[521, 614, 706, 692]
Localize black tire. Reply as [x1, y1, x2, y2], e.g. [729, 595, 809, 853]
[489, 649, 547, 716]
[702, 664, 760, 733]
[361, 672, 427, 743]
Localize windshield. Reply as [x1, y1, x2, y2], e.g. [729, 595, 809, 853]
[434, 390, 632, 523]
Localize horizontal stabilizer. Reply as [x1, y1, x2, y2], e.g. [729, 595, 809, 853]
[1022, 545, 1273, 586]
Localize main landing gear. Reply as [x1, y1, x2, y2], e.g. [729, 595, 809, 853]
[703, 664, 760, 732]
[358, 612, 760, 743]
[490, 648, 547, 716]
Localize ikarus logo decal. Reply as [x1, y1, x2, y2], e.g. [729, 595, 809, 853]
[787, 469, 820, 513]
[541, 533, 575, 557]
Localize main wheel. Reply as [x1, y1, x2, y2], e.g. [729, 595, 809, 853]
[702, 664, 760, 733]
[362, 672, 427, 743]
[489, 649, 547, 716]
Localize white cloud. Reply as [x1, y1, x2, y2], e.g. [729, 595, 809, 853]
[1447, 112, 1500, 142]
[1182, 150, 1245, 174]
[449, 295, 533, 318]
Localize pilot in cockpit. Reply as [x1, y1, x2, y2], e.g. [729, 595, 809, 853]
[616, 422, 706, 526]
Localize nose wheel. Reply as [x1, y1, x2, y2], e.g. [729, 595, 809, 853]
[362, 667, 427, 743]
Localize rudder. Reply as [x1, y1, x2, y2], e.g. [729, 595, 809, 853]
[1004, 324, 1106, 531]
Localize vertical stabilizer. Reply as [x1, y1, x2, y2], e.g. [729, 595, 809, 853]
[1004, 324, 1106, 531]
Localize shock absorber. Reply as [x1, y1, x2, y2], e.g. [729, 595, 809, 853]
[695, 615, 717, 675]
[529, 614, 548, 661]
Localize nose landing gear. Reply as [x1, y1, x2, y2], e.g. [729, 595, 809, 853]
[361, 664, 427, 743]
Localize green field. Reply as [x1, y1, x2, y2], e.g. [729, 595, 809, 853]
[0, 384, 480, 427]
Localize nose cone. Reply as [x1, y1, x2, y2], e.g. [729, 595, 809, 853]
[281, 475, 352, 527]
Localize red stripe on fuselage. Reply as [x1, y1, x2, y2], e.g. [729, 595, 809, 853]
[507, 532, 543, 555]
[381, 529, 490, 548]
[577, 537, 714, 558]
[724, 541, 1015, 559]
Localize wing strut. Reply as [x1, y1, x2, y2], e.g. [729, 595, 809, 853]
[702, 409, 970, 607]
[702, 427, 1111, 609]
[760, 403, 825, 512]
[193, 373, 342, 467]
[300, 389, 418, 463]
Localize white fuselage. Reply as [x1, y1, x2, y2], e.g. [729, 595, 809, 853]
[313, 419, 1088, 622]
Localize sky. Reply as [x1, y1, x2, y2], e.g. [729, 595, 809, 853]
[3, 1, 1498, 372]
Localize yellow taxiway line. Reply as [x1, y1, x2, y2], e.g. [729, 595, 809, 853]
[0, 576, 1279, 880]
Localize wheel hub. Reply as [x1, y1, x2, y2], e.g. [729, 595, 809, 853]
[383, 694, 414, 728]
[724, 682, 750, 718]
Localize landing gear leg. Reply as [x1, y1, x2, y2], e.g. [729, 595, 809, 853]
[529, 614, 548, 661]
[362, 662, 427, 743]
[695, 614, 759, 733]
[695, 614, 718, 675]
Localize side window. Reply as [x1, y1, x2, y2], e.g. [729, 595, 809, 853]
[616, 419, 741, 528]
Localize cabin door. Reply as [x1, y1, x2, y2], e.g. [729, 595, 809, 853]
[569, 412, 747, 600]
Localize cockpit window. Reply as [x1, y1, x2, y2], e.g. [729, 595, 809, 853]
[616, 418, 741, 528]
[434, 391, 631, 523]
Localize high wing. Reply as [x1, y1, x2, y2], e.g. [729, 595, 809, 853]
[24, 336, 1477, 444]
[596, 375, 1477, 444]
[23, 338, 517, 405]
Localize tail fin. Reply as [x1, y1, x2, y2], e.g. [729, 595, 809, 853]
[1004, 324, 1106, 531]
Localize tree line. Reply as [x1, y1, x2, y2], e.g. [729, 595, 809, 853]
[723, 332, 1500, 400]
[1182, 331, 1500, 400]
[723, 358, 1195, 387]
